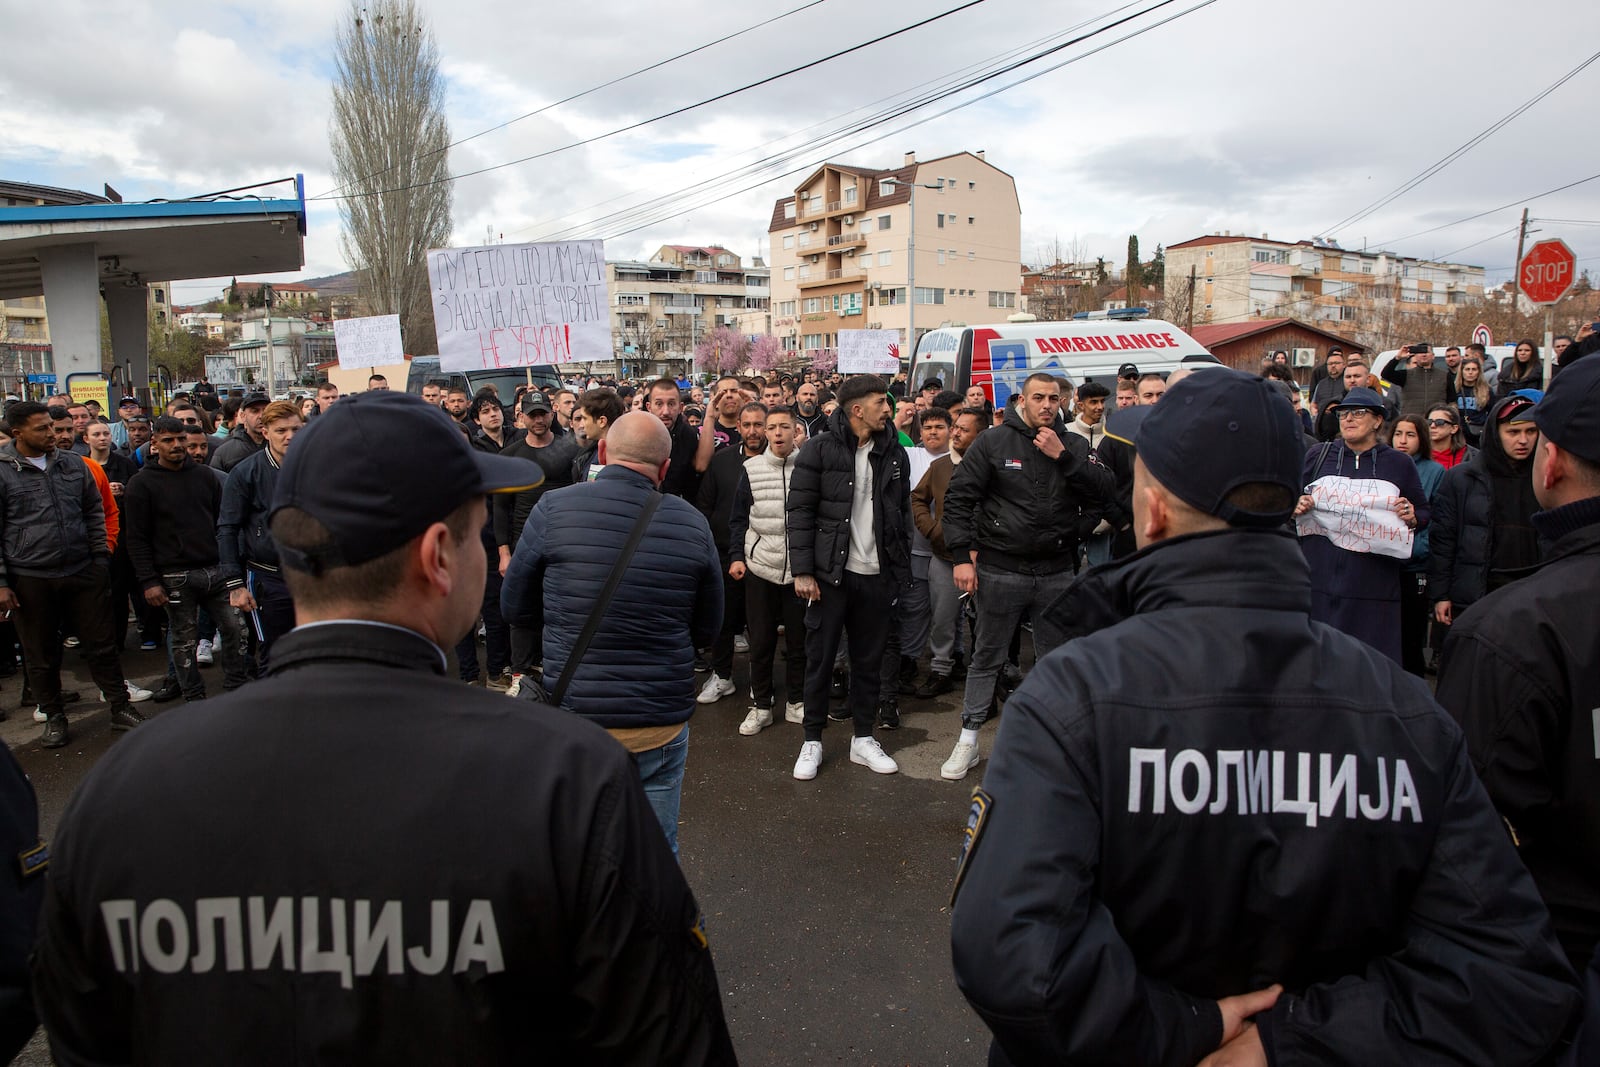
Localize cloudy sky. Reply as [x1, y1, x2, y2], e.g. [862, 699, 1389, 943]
[5, 0, 1598, 305]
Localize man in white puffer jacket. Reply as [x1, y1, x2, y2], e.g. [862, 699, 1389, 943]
[727, 407, 807, 735]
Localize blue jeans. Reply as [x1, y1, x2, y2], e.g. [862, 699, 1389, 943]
[635, 725, 691, 858]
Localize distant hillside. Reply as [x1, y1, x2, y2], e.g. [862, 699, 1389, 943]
[299, 270, 361, 296]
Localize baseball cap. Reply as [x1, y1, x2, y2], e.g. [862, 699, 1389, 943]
[271, 392, 544, 574]
[1533, 355, 1600, 464]
[1118, 362, 1140, 379]
[521, 394, 552, 415]
[1329, 386, 1386, 414]
[241, 392, 270, 409]
[1103, 368, 1303, 528]
[1494, 394, 1538, 425]
[118, 395, 141, 407]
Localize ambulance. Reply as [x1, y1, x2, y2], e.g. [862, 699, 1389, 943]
[906, 310, 1212, 411]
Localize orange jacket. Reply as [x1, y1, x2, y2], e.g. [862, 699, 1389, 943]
[83, 457, 118, 553]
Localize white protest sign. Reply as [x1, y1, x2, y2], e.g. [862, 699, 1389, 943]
[426, 240, 609, 372]
[1296, 475, 1413, 559]
[837, 329, 901, 375]
[332, 314, 404, 370]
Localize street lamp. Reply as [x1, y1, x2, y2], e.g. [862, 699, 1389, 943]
[880, 176, 944, 364]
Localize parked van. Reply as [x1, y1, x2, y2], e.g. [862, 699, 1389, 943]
[907, 312, 1211, 410]
[404, 355, 564, 399]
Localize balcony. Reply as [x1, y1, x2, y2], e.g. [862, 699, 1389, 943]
[827, 233, 866, 250]
[797, 268, 865, 290]
[662, 305, 702, 314]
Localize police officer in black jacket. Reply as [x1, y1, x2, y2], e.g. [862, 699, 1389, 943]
[950, 369, 1578, 1067]
[32, 392, 737, 1066]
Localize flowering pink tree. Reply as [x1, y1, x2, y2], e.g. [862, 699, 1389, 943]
[694, 326, 749, 376]
[747, 334, 785, 373]
[807, 347, 838, 375]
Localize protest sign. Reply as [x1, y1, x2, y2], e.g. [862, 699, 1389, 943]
[837, 329, 901, 375]
[1295, 476, 1413, 559]
[426, 240, 608, 372]
[333, 314, 404, 370]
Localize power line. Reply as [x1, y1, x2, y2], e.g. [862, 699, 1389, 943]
[313, 0, 993, 202]
[591, 0, 1216, 243]
[506, 2, 1152, 244]
[1370, 171, 1600, 247]
[1322, 48, 1600, 239]
[317, 0, 832, 199]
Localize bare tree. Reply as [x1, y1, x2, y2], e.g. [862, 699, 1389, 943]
[330, 0, 452, 353]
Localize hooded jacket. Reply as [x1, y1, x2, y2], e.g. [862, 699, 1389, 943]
[944, 406, 1114, 573]
[952, 529, 1579, 1067]
[1427, 397, 1539, 610]
[0, 444, 107, 583]
[784, 405, 910, 588]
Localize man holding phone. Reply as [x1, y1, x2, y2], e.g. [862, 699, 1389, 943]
[1385, 342, 1453, 414]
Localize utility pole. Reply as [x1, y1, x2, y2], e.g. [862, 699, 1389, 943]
[885, 173, 943, 367]
[1186, 266, 1197, 332]
[1513, 207, 1530, 310]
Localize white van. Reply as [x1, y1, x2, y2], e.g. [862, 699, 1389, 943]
[907, 313, 1211, 410]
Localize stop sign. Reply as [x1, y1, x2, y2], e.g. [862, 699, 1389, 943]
[1519, 239, 1577, 305]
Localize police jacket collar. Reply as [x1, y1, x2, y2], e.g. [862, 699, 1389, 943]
[266, 620, 448, 677]
[1046, 527, 1311, 637]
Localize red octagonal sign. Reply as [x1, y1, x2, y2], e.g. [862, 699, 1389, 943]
[1519, 238, 1577, 305]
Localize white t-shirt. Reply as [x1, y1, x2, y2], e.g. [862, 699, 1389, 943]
[845, 442, 880, 575]
[24, 455, 47, 470]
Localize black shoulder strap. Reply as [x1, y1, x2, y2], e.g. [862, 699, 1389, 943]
[547, 491, 662, 707]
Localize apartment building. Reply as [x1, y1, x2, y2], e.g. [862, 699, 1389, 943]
[606, 245, 771, 373]
[767, 150, 1021, 355]
[1165, 233, 1487, 327]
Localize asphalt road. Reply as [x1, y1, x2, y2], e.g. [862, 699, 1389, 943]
[6, 644, 998, 1065]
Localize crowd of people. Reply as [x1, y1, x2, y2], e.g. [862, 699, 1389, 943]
[3, 319, 1599, 1063]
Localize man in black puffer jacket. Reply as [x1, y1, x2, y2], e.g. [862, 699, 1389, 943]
[1428, 393, 1541, 628]
[785, 375, 909, 781]
[940, 371, 1114, 780]
[951, 369, 1579, 1067]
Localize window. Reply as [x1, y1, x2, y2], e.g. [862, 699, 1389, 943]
[878, 215, 891, 230]
[797, 233, 810, 249]
[988, 291, 1016, 309]
[937, 249, 946, 265]
[842, 293, 861, 315]
[1252, 248, 1288, 264]
[878, 250, 892, 266]
[803, 333, 824, 350]
[859, 218, 874, 233]
[783, 266, 795, 281]
[694, 271, 717, 283]
[785, 201, 796, 219]
[803, 297, 824, 313]
[967, 216, 974, 225]
[717, 254, 734, 266]
[1206, 249, 1213, 257]
[936, 213, 945, 228]
[914, 287, 945, 305]
[778, 301, 796, 316]
[968, 180, 975, 190]
[782, 235, 794, 250]
[617, 294, 646, 306]
[968, 250, 975, 261]
[831, 295, 841, 311]
[877, 287, 906, 305]
[844, 186, 857, 204]
[154, 289, 166, 304]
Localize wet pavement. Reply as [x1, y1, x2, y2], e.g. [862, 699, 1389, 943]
[6, 645, 998, 1064]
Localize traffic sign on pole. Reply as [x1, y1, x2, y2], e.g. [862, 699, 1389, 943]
[1518, 239, 1577, 306]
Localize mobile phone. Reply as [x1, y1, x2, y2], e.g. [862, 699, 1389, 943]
[1408, 343, 1430, 355]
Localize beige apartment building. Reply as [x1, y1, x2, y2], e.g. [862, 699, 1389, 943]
[1165, 233, 1487, 329]
[606, 244, 770, 375]
[767, 151, 1021, 355]
[1, 281, 171, 394]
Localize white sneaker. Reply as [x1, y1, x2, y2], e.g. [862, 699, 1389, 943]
[32, 706, 46, 723]
[734, 634, 749, 654]
[738, 706, 773, 736]
[850, 735, 899, 775]
[784, 700, 805, 724]
[125, 682, 154, 703]
[196, 639, 214, 665]
[697, 673, 735, 704]
[793, 740, 823, 780]
[505, 673, 523, 697]
[942, 740, 981, 780]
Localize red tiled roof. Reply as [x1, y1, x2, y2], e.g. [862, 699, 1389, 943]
[1189, 318, 1361, 351]
[1167, 235, 1256, 251]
